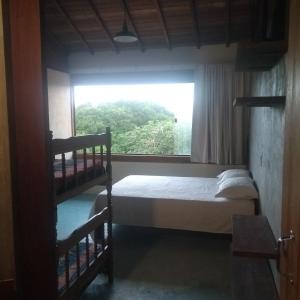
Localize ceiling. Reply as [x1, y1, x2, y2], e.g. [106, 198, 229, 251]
[41, 0, 253, 54]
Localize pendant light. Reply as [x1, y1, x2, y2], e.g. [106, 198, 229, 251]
[113, 10, 138, 43]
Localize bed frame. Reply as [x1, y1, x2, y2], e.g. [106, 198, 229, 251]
[51, 127, 113, 300]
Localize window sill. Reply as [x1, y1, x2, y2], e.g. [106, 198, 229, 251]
[111, 154, 191, 163]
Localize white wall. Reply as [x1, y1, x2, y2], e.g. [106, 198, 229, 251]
[47, 69, 72, 138]
[69, 44, 237, 74]
[111, 161, 244, 184]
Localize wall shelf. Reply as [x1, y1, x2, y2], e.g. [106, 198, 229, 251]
[232, 215, 277, 259]
[233, 96, 286, 107]
[231, 215, 279, 300]
[235, 40, 287, 72]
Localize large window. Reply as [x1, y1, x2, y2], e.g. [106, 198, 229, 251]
[74, 83, 194, 156]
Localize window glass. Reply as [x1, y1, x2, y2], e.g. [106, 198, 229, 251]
[74, 83, 194, 155]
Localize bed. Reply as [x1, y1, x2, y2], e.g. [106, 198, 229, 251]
[90, 175, 256, 234]
[51, 127, 113, 300]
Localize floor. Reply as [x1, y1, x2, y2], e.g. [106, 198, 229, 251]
[57, 194, 232, 300]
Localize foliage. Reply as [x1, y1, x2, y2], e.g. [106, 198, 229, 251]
[75, 101, 176, 154]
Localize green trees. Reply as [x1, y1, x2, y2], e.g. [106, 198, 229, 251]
[75, 101, 176, 154]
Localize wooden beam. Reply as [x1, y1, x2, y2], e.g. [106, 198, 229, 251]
[121, 0, 145, 52]
[53, 0, 94, 54]
[225, 0, 232, 47]
[190, 0, 201, 49]
[153, 0, 171, 50]
[87, 0, 119, 53]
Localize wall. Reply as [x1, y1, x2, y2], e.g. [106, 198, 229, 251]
[0, 0, 15, 280]
[248, 60, 286, 287]
[249, 60, 285, 238]
[47, 69, 72, 138]
[110, 161, 242, 184]
[68, 44, 236, 74]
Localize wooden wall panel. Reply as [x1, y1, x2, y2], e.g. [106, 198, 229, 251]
[0, 0, 14, 282]
[4, 0, 57, 299]
[281, 0, 300, 298]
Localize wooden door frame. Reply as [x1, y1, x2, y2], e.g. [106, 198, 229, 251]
[281, 0, 300, 298]
[3, 0, 57, 299]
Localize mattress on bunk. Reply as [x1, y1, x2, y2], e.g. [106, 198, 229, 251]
[54, 158, 106, 193]
[90, 175, 255, 234]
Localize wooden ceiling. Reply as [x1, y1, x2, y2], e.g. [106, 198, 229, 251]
[41, 0, 253, 54]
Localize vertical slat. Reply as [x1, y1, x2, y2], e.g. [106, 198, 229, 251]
[100, 145, 104, 170]
[83, 148, 88, 181]
[92, 146, 96, 177]
[73, 150, 78, 185]
[76, 243, 80, 278]
[62, 153, 67, 191]
[94, 238, 97, 259]
[85, 235, 90, 268]
[65, 252, 70, 289]
[106, 127, 113, 283]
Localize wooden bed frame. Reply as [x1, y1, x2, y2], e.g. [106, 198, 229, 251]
[51, 127, 113, 300]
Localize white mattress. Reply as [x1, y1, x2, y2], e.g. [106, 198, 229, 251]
[90, 175, 255, 234]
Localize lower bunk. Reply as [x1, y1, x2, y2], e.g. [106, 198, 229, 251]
[57, 208, 113, 300]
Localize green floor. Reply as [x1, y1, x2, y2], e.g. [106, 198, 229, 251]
[57, 196, 232, 300]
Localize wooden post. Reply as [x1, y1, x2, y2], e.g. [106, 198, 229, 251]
[3, 0, 57, 299]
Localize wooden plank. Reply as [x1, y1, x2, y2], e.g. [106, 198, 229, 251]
[53, 0, 94, 54]
[122, 0, 144, 52]
[233, 96, 286, 107]
[232, 215, 277, 259]
[153, 0, 171, 50]
[87, 0, 119, 53]
[189, 0, 201, 48]
[232, 256, 279, 300]
[225, 0, 232, 47]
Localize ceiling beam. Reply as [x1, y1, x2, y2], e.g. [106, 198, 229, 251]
[121, 0, 145, 52]
[190, 0, 201, 49]
[153, 0, 171, 50]
[87, 0, 119, 53]
[53, 0, 94, 54]
[225, 0, 232, 47]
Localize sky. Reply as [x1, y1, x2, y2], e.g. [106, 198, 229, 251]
[74, 83, 194, 122]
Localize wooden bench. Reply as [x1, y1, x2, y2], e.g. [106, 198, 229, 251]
[231, 215, 279, 300]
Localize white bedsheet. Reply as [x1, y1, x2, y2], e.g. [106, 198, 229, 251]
[90, 175, 255, 234]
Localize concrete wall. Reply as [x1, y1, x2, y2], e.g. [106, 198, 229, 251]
[249, 60, 286, 238]
[248, 60, 286, 287]
[47, 69, 72, 138]
[0, 0, 15, 280]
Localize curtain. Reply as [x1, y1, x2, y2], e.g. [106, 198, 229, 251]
[191, 64, 250, 165]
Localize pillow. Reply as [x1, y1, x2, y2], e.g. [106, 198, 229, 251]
[215, 177, 258, 200]
[217, 169, 250, 181]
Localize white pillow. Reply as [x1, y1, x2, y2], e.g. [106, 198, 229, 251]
[217, 169, 250, 180]
[215, 177, 258, 200]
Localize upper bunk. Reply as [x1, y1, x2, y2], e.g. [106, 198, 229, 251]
[51, 127, 111, 204]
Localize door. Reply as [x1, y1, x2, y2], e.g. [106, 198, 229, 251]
[280, 0, 300, 298]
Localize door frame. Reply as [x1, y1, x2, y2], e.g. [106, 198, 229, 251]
[3, 0, 57, 299]
[280, 0, 300, 298]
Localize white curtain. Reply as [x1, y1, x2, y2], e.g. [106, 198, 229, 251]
[191, 64, 250, 164]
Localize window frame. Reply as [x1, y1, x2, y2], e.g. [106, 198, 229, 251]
[71, 70, 195, 162]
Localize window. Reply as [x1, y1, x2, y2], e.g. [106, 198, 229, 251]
[74, 83, 194, 156]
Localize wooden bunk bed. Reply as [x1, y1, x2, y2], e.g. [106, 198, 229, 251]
[51, 127, 113, 300]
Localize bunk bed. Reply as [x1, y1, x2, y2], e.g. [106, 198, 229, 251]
[51, 127, 113, 300]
